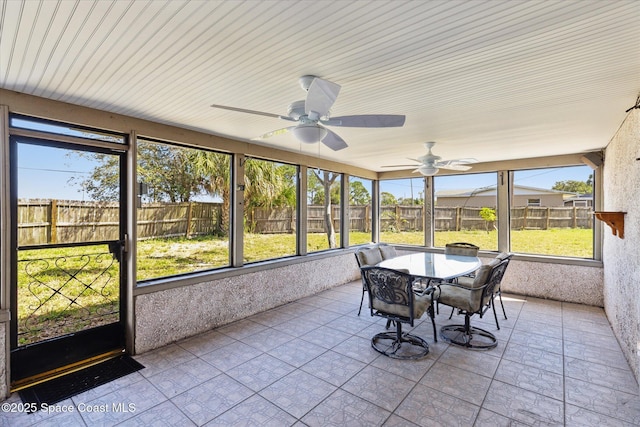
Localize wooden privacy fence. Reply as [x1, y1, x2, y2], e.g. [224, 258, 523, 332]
[252, 205, 593, 233]
[18, 200, 223, 246]
[17, 200, 594, 245]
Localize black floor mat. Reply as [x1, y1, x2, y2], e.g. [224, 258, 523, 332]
[19, 354, 144, 412]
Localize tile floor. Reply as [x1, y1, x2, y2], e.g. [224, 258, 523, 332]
[3, 280, 639, 426]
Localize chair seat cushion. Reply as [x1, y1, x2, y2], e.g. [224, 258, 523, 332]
[438, 285, 477, 313]
[372, 292, 431, 319]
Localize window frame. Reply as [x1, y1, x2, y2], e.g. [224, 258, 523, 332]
[507, 165, 596, 260]
[242, 156, 299, 264]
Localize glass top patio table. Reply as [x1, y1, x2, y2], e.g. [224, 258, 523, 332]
[377, 252, 481, 280]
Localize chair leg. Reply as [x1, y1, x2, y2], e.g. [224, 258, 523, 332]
[358, 287, 365, 316]
[491, 299, 501, 330]
[498, 291, 507, 319]
[371, 320, 429, 359]
[440, 313, 497, 350]
[428, 302, 437, 343]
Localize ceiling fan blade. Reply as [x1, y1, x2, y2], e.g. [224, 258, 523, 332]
[323, 114, 406, 128]
[435, 158, 477, 171]
[321, 129, 348, 151]
[252, 126, 295, 140]
[437, 158, 478, 166]
[438, 164, 473, 171]
[305, 77, 341, 118]
[211, 104, 296, 121]
[381, 164, 419, 168]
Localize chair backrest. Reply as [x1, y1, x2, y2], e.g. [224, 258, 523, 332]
[355, 247, 382, 267]
[378, 243, 397, 260]
[354, 243, 397, 267]
[471, 257, 511, 311]
[361, 266, 417, 323]
[445, 242, 479, 257]
[495, 252, 512, 261]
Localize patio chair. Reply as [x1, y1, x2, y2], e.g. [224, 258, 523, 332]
[436, 256, 510, 349]
[360, 266, 436, 359]
[437, 242, 480, 315]
[354, 244, 397, 316]
[454, 252, 512, 328]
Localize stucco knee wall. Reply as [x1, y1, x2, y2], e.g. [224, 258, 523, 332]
[486, 257, 603, 307]
[134, 252, 360, 354]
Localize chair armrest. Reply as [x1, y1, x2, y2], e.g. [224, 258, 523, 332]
[437, 280, 486, 293]
[412, 278, 439, 296]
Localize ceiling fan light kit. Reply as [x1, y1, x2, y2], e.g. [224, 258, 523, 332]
[292, 124, 327, 143]
[211, 75, 405, 151]
[416, 165, 439, 176]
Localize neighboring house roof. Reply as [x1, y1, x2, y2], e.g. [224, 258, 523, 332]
[435, 184, 576, 198]
[564, 193, 593, 202]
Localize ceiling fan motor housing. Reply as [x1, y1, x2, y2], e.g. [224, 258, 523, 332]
[287, 100, 306, 120]
[299, 75, 316, 92]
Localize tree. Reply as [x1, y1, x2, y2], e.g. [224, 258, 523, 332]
[398, 195, 424, 206]
[308, 171, 340, 205]
[72, 142, 206, 202]
[380, 192, 397, 206]
[191, 151, 231, 236]
[71, 153, 121, 201]
[192, 154, 297, 236]
[479, 207, 497, 233]
[349, 181, 371, 205]
[309, 169, 340, 248]
[552, 179, 592, 194]
[139, 143, 204, 202]
[243, 159, 296, 210]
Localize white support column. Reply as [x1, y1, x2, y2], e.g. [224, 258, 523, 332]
[424, 176, 433, 247]
[298, 166, 308, 255]
[231, 154, 245, 267]
[497, 170, 511, 252]
[372, 179, 380, 243]
[341, 173, 350, 248]
[593, 165, 603, 261]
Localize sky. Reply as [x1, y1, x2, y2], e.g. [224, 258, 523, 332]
[18, 143, 102, 201]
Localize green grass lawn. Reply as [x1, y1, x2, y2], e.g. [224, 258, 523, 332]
[381, 229, 592, 258]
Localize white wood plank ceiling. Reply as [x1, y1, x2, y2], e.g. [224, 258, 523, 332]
[1, 0, 639, 172]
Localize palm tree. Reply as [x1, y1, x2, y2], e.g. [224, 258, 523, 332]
[192, 152, 296, 236]
[191, 151, 231, 236]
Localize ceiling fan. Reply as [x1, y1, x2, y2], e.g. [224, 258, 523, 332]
[211, 75, 405, 151]
[383, 141, 477, 176]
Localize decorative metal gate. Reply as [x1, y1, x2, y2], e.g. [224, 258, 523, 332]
[17, 241, 122, 346]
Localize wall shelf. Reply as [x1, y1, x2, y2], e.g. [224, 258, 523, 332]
[594, 211, 626, 239]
